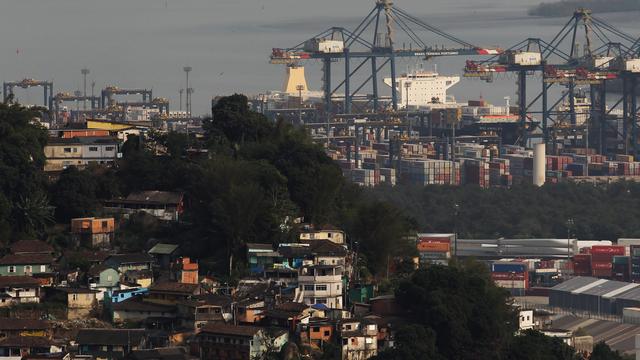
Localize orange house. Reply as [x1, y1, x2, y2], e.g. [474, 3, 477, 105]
[172, 257, 199, 284]
[70, 217, 115, 249]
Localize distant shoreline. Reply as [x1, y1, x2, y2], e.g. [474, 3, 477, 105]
[528, 0, 640, 17]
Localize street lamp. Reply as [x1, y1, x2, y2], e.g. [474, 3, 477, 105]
[81, 68, 90, 110]
[296, 85, 304, 125]
[179, 89, 184, 112]
[566, 218, 574, 264]
[183, 66, 192, 115]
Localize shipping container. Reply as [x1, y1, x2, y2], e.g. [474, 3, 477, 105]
[492, 262, 527, 273]
[491, 272, 527, 281]
[417, 242, 450, 252]
[591, 246, 625, 256]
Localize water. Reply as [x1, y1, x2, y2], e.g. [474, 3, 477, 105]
[1, 0, 639, 115]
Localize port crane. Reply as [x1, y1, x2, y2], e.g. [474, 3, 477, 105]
[100, 86, 154, 109]
[3, 78, 54, 110]
[270, 0, 501, 116]
[52, 92, 101, 123]
[464, 9, 637, 153]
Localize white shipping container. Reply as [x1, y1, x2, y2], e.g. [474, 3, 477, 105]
[503, 51, 542, 66]
[592, 56, 615, 69]
[304, 39, 344, 53]
[623, 307, 640, 324]
[494, 280, 528, 289]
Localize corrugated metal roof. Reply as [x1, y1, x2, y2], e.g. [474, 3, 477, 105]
[148, 243, 179, 255]
[612, 286, 640, 301]
[551, 276, 599, 292]
[551, 315, 640, 354]
[602, 283, 640, 299]
[578, 279, 629, 297]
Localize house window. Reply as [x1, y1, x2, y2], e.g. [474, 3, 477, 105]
[106, 146, 115, 151]
[316, 285, 327, 291]
[324, 330, 331, 336]
[40, 265, 46, 272]
[102, 221, 108, 229]
[101, 346, 108, 351]
[342, 339, 348, 345]
[107, 275, 113, 281]
[89, 147, 98, 152]
[8, 266, 15, 273]
[64, 147, 72, 153]
[304, 285, 314, 291]
[24, 265, 32, 274]
[72, 294, 78, 301]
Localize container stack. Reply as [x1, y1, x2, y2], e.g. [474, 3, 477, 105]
[489, 159, 511, 187]
[591, 245, 625, 278]
[416, 233, 454, 266]
[631, 245, 640, 282]
[400, 159, 460, 186]
[612, 255, 630, 282]
[379, 168, 396, 186]
[461, 159, 490, 188]
[573, 254, 592, 276]
[491, 261, 529, 292]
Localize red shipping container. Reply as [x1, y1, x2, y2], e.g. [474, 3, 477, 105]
[592, 269, 611, 277]
[591, 246, 625, 255]
[592, 262, 613, 270]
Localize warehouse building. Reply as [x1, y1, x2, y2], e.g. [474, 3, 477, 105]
[549, 276, 640, 315]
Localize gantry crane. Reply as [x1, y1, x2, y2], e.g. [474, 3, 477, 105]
[464, 9, 636, 152]
[3, 78, 54, 110]
[270, 0, 501, 116]
[100, 86, 154, 109]
[52, 92, 101, 123]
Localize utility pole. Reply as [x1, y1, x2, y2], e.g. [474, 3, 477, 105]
[81, 68, 90, 111]
[183, 66, 192, 115]
[296, 85, 304, 125]
[91, 81, 96, 119]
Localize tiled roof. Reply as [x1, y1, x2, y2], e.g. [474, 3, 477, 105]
[0, 276, 41, 287]
[0, 253, 54, 265]
[10, 240, 53, 255]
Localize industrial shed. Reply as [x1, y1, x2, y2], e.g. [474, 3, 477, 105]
[549, 276, 640, 315]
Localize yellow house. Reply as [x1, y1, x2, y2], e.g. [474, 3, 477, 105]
[55, 287, 98, 320]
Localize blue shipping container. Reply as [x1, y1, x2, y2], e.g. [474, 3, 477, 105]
[492, 263, 527, 273]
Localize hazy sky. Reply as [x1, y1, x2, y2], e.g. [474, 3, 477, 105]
[1, 0, 639, 114]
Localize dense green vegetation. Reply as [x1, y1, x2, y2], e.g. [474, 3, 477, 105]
[528, 0, 640, 17]
[366, 182, 640, 240]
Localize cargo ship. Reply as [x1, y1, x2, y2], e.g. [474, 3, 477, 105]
[384, 70, 460, 108]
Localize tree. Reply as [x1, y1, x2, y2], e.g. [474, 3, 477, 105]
[205, 94, 272, 145]
[393, 263, 517, 359]
[345, 200, 415, 276]
[51, 166, 99, 222]
[505, 330, 579, 360]
[589, 341, 625, 360]
[373, 325, 441, 360]
[0, 103, 49, 240]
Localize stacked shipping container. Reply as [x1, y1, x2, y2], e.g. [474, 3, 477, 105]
[417, 234, 453, 266]
[491, 261, 529, 291]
